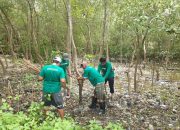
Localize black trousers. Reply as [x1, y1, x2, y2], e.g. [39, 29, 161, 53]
[105, 77, 114, 94]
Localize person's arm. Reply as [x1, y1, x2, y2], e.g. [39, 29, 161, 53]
[104, 63, 112, 79]
[38, 76, 43, 81]
[61, 78, 68, 90]
[60, 70, 68, 90]
[67, 60, 71, 76]
[67, 67, 71, 76]
[97, 64, 101, 73]
[38, 67, 44, 81]
[77, 68, 88, 81]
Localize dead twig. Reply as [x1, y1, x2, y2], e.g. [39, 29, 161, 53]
[23, 58, 40, 74]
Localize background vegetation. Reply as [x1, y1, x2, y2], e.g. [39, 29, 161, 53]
[0, 0, 179, 63]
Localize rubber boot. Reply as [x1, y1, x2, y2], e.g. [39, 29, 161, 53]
[89, 97, 97, 109]
[99, 102, 106, 114]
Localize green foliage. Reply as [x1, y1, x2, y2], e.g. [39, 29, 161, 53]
[44, 50, 61, 65]
[0, 101, 124, 130]
[0, 0, 179, 62]
[87, 120, 103, 130]
[23, 73, 37, 82]
[84, 54, 95, 61]
[84, 54, 97, 66]
[0, 99, 13, 111]
[105, 122, 124, 130]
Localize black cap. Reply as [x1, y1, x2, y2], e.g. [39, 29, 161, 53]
[99, 57, 106, 62]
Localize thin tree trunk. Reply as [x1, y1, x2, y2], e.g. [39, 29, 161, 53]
[66, 9, 73, 90]
[120, 27, 123, 63]
[66, 0, 80, 76]
[0, 9, 24, 59]
[79, 26, 90, 54]
[99, 0, 108, 58]
[8, 27, 16, 61]
[0, 58, 6, 76]
[26, 0, 43, 63]
[151, 61, 155, 87]
[86, 23, 93, 54]
[106, 43, 109, 61]
[0, 47, 8, 68]
[134, 59, 138, 92]
[143, 41, 146, 63]
[155, 63, 160, 81]
[133, 18, 151, 92]
[126, 64, 131, 94]
[65, 0, 81, 104]
[0, 10, 17, 61]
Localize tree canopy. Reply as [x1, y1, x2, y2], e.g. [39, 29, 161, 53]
[0, 0, 179, 62]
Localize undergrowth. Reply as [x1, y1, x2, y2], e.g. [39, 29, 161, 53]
[0, 100, 124, 130]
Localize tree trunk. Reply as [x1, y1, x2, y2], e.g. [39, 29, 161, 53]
[133, 18, 151, 92]
[87, 23, 93, 54]
[66, 0, 80, 76]
[143, 41, 147, 64]
[134, 58, 138, 92]
[99, 0, 108, 58]
[0, 57, 6, 76]
[0, 9, 17, 61]
[120, 27, 123, 63]
[126, 64, 131, 94]
[151, 61, 155, 87]
[106, 43, 109, 61]
[0, 47, 8, 68]
[26, 0, 43, 63]
[65, 0, 81, 104]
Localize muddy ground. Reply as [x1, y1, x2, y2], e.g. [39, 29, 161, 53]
[0, 56, 180, 130]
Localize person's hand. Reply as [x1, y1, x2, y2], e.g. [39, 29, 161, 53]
[68, 73, 72, 77]
[77, 76, 83, 80]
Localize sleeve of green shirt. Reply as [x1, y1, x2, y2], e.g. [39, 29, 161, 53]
[39, 67, 45, 77]
[60, 69, 65, 79]
[97, 64, 101, 73]
[104, 63, 112, 79]
[61, 60, 69, 67]
[83, 69, 88, 79]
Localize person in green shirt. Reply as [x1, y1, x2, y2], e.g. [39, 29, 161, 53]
[60, 53, 71, 98]
[61, 53, 71, 81]
[38, 56, 69, 119]
[98, 57, 115, 99]
[78, 62, 106, 114]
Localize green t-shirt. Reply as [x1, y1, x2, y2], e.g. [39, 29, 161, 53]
[98, 61, 114, 79]
[60, 59, 69, 77]
[83, 66, 105, 86]
[39, 64, 65, 93]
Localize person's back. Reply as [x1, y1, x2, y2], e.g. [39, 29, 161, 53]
[61, 59, 69, 73]
[40, 64, 64, 93]
[60, 53, 70, 75]
[84, 66, 104, 86]
[38, 57, 69, 119]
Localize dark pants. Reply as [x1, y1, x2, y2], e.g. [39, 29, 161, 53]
[105, 77, 114, 94]
[42, 92, 64, 109]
